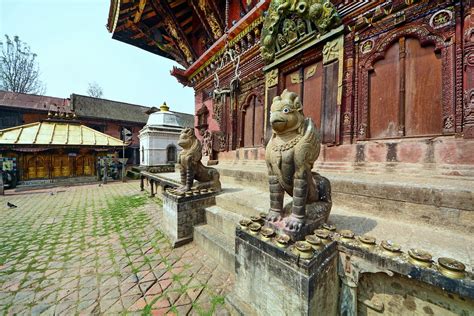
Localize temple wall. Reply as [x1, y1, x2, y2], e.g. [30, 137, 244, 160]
[190, 0, 473, 177]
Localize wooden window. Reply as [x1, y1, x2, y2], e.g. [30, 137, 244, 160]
[167, 145, 177, 163]
[368, 37, 442, 139]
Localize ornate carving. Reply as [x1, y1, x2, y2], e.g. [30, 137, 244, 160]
[212, 98, 224, 127]
[266, 69, 279, 88]
[177, 128, 221, 192]
[290, 72, 302, 84]
[444, 115, 454, 130]
[305, 65, 317, 79]
[360, 39, 374, 54]
[212, 131, 227, 152]
[261, 0, 341, 63]
[201, 130, 213, 157]
[343, 112, 351, 126]
[323, 35, 342, 64]
[198, 0, 223, 39]
[265, 90, 332, 240]
[430, 9, 453, 29]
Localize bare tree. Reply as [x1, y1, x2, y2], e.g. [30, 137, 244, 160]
[0, 35, 46, 94]
[87, 82, 103, 98]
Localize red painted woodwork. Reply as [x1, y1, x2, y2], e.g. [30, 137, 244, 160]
[405, 38, 443, 136]
[369, 41, 401, 139]
[302, 61, 323, 129]
[242, 95, 263, 147]
[321, 61, 339, 144]
[284, 70, 301, 95]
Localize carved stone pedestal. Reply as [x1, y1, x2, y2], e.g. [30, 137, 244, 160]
[161, 192, 215, 247]
[227, 228, 339, 316]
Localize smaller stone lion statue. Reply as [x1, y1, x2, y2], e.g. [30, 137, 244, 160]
[176, 128, 221, 193]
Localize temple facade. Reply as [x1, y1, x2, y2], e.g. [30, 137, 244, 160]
[107, 0, 474, 177]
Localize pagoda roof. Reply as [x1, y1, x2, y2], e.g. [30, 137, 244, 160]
[0, 121, 124, 147]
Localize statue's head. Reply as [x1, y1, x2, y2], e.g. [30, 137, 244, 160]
[270, 89, 304, 134]
[178, 128, 196, 149]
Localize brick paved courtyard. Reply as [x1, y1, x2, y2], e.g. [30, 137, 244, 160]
[0, 182, 233, 315]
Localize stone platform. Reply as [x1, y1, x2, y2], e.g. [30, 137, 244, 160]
[227, 228, 339, 316]
[161, 190, 216, 247]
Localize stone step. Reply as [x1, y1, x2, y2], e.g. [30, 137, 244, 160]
[205, 205, 243, 237]
[215, 165, 474, 234]
[193, 224, 235, 273]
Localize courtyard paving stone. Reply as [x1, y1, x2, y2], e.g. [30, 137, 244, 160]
[0, 182, 234, 315]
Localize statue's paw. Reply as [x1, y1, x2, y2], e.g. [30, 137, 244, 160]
[285, 216, 305, 232]
[266, 210, 282, 222]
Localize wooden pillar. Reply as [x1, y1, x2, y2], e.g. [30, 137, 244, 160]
[140, 175, 145, 191]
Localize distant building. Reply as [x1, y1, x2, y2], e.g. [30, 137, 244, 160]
[0, 90, 194, 166]
[139, 103, 183, 167]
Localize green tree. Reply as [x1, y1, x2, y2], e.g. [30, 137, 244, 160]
[0, 35, 45, 94]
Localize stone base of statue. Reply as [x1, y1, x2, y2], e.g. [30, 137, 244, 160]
[226, 227, 339, 316]
[266, 201, 332, 241]
[161, 189, 216, 248]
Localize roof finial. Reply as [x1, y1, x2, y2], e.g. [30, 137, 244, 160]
[160, 102, 169, 112]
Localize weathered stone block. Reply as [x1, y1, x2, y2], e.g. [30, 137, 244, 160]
[227, 228, 339, 316]
[161, 193, 215, 247]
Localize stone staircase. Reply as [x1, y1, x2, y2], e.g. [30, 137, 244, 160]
[191, 162, 474, 274]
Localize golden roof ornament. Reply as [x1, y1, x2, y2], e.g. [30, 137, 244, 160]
[160, 102, 170, 112]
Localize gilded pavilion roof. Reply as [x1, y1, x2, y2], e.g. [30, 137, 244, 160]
[0, 121, 124, 147]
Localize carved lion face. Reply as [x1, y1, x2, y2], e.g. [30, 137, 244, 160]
[178, 128, 195, 149]
[270, 89, 304, 134]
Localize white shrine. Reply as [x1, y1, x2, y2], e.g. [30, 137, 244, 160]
[139, 103, 183, 167]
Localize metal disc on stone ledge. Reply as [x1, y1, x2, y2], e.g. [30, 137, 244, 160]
[249, 222, 261, 235]
[408, 249, 432, 268]
[339, 229, 355, 240]
[260, 227, 275, 241]
[305, 235, 323, 250]
[381, 240, 402, 256]
[239, 218, 252, 229]
[295, 241, 313, 259]
[358, 235, 376, 249]
[275, 234, 290, 248]
[437, 257, 466, 279]
[314, 229, 331, 243]
[322, 223, 336, 231]
[250, 215, 262, 223]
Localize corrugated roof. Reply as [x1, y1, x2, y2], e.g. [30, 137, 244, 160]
[0, 121, 124, 147]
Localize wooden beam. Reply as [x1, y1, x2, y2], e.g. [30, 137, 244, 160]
[189, 0, 222, 40]
[149, 0, 197, 62]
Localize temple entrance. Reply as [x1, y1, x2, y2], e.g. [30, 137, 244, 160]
[242, 94, 264, 148]
[76, 155, 95, 176]
[26, 155, 49, 180]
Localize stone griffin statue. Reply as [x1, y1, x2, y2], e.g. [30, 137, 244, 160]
[265, 90, 331, 236]
[177, 128, 221, 193]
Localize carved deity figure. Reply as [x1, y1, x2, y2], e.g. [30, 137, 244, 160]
[282, 19, 298, 45]
[265, 90, 331, 233]
[177, 128, 221, 193]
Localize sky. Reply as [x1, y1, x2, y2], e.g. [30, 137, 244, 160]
[0, 0, 195, 114]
